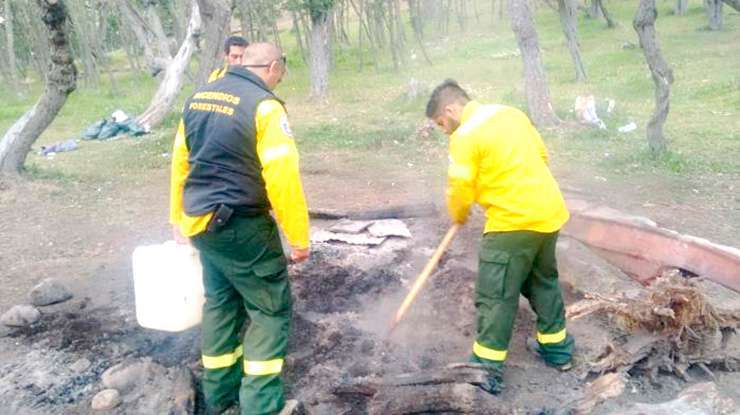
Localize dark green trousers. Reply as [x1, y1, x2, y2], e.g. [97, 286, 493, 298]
[471, 230, 573, 369]
[192, 214, 291, 415]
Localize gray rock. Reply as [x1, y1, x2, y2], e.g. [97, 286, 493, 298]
[91, 389, 121, 411]
[101, 358, 164, 393]
[29, 278, 73, 306]
[70, 358, 92, 373]
[1, 305, 41, 327]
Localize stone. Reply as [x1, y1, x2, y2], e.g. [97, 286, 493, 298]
[92, 389, 121, 411]
[367, 219, 412, 239]
[70, 358, 92, 373]
[101, 358, 163, 393]
[328, 219, 373, 234]
[29, 278, 73, 306]
[1, 305, 41, 327]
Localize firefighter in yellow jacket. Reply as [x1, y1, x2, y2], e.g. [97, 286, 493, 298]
[208, 35, 249, 83]
[170, 43, 308, 414]
[426, 80, 574, 394]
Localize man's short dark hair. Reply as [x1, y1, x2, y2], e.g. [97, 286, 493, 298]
[224, 36, 248, 53]
[425, 79, 471, 118]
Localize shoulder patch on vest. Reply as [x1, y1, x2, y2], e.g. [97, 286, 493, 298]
[280, 114, 294, 137]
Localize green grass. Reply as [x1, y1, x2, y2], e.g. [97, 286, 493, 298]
[0, 0, 738, 184]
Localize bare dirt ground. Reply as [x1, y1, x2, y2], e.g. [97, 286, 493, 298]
[1, 147, 738, 414]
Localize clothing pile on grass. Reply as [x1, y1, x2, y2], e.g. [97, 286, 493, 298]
[82, 110, 148, 141]
[39, 110, 148, 157]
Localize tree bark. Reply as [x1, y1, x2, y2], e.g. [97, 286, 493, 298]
[675, 0, 689, 15]
[595, 0, 616, 27]
[633, 0, 673, 155]
[194, 0, 231, 88]
[0, 0, 77, 175]
[115, 0, 172, 75]
[137, 0, 201, 130]
[558, 0, 587, 82]
[309, 7, 332, 102]
[704, 0, 723, 30]
[587, 0, 603, 19]
[3, 0, 19, 85]
[722, 0, 740, 11]
[509, 0, 560, 128]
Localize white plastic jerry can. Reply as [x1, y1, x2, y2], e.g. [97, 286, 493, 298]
[132, 241, 206, 332]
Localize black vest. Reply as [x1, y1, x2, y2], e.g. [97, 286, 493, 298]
[182, 66, 281, 216]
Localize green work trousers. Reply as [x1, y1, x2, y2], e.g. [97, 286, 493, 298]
[192, 214, 291, 415]
[471, 230, 573, 370]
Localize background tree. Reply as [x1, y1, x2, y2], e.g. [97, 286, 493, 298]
[0, 0, 77, 175]
[634, 0, 673, 155]
[557, 0, 587, 82]
[195, 0, 231, 87]
[137, 0, 201, 130]
[509, 0, 560, 128]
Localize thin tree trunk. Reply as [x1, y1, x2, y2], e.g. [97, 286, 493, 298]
[595, 0, 616, 27]
[408, 0, 433, 65]
[558, 0, 587, 82]
[633, 0, 673, 155]
[195, 0, 231, 88]
[0, 0, 77, 175]
[722, 0, 740, 11]
[675, 0, 689, 15]
[169, 0, 186, 45]
[704, 0, 723, 30]
[509, 0, 560, 128]
[309, 8, 332, 102]
[587, 0, 603, 18]
[115, 0, 172, 75]
[17, 1, 50, 77]
[292, 11, 307, 63]
[137, 0, 201, 130]
[3, 0, 19, 85]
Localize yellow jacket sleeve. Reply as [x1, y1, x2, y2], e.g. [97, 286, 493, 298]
[446, 135, 478, 224]
[169, 119, 189, 225]
[255, 100, 310, 249]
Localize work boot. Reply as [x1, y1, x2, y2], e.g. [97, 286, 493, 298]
[479, 371, 504, 395]
[526, 337, 573, 372]
[468, 357, 505, 395]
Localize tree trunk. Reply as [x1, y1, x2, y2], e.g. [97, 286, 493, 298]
[595, 0, 616, 27]
[722, 0, 740, 11]
[587, 0, 603, 18]
[3, 0, 19, 85]
[292, 11, 308, 63]
[704, 0, 723, 30]
[236, 0, 252, 39]
[115, 0, 172, 75]
[194, 0, 231, 88]
[509, 0, 560, 128]
[309, 8, 331, 102]
[168, 0, 186, 45]
[0, 0, 77, 175]
[558, 0, 587, 82]
[675, 0, 689, 15]
[137, 0, 201, 130]
[633, 0, 673, 155]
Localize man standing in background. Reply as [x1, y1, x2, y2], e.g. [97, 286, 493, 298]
[208, 35, 249, 83]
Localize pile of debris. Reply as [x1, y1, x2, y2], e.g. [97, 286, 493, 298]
[311, 219, 412, 246]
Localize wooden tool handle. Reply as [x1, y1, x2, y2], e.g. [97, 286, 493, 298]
[392, 223, 461, 326]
